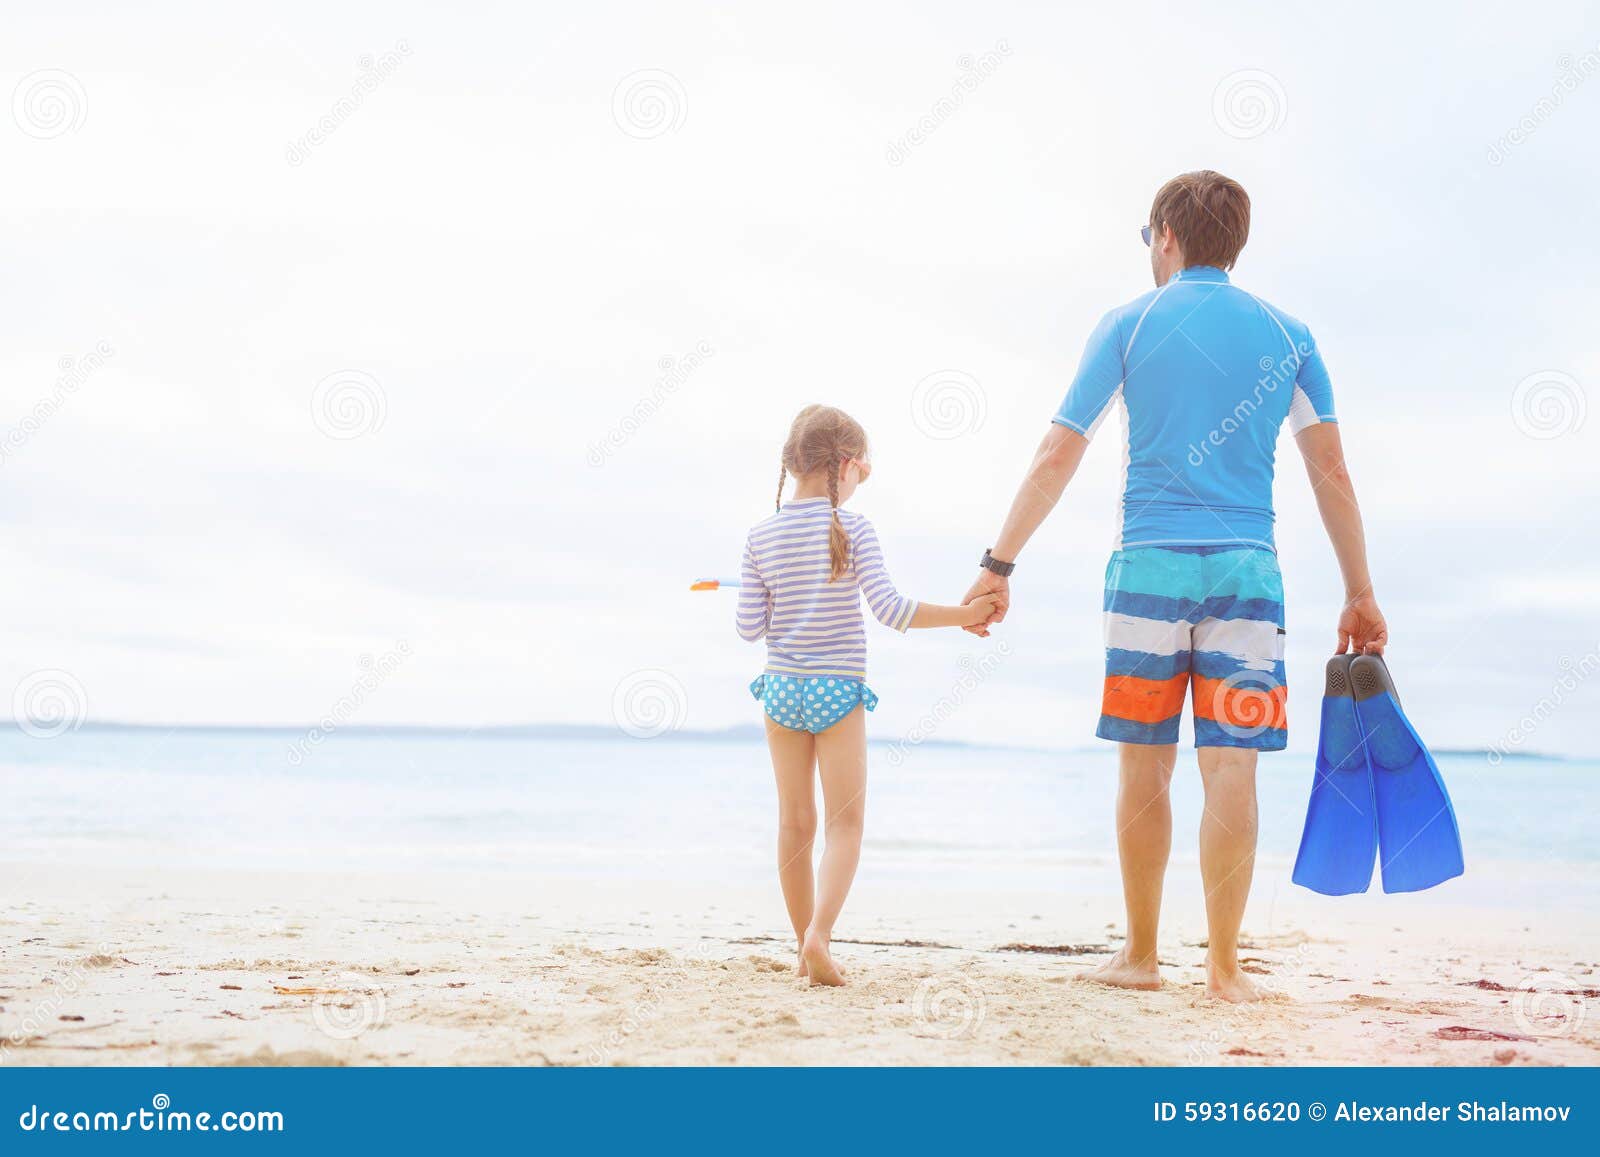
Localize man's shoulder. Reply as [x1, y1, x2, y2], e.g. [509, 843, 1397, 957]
[1101, 287, 1167, 330]
[1225, 283, 1316, 343]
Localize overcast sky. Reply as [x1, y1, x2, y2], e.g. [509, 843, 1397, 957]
[2, 1, 1597, 756]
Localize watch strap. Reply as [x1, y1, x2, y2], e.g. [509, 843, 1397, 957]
[980, 549, 1016, 577]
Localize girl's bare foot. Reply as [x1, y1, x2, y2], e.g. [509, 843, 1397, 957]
[1076, 947, 1162, 991]
[801, 931, 845, 987]
[797, 941, 807, 978]
[1205, 957, 1266, 1003]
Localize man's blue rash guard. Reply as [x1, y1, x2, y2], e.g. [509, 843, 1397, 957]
[1052, 265, 1337, 551]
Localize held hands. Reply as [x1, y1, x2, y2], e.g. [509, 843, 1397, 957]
[961, 592, 1004, 628]
[1336, 592, 1388, 655]
[960, 570, 1010, 637]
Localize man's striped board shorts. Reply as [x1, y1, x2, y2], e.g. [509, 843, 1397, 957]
[1098, 545, 1288, 750]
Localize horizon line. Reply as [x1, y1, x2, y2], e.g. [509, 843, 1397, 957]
[0, 719, 1569, 761]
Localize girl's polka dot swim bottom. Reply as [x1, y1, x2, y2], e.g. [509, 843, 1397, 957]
[750, 673, 879, 735]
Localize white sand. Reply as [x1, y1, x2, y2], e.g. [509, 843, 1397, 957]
[2, 862, 1596, 1066]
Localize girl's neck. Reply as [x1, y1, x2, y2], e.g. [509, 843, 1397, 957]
[790, 479, 830, 502]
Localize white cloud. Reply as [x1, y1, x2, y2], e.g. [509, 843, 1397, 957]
[0, 2, 1596, 753]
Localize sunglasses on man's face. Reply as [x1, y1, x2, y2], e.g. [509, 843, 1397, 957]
[1140, 224, 1155, 246]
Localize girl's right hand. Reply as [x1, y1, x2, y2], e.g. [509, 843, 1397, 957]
[961, 592, 1003, 627]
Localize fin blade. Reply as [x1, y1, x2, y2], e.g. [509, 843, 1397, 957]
[1350, 657, 1465, 893]
[1292, 656, 1378, 895]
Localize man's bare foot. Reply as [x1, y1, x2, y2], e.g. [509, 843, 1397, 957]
[1206, 957, 1266, 1003]
[1076, 947, 1161, 991]
[801, 931, 845, 987]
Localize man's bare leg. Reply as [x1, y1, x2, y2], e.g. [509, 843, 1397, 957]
[1197, 745, 1264, 1002]
[1079, 742, 1175, 990]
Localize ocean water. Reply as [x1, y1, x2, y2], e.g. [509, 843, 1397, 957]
[0, 728, 1592, 909]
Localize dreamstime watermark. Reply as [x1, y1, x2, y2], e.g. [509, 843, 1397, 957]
[12, 69, 87, 139]
[586, 941, 716, 1064]
[1488, 45, 1600, 166]
[910, 369, 987, 440]
[909, 974, 987, 1040]
[1486, 646, 1599, 765]
[311, 972, 388, 1041]
[11, 669, 89, 739]
[1209, 668, 1286, 743]
[1509, 369, 1586, 440]
[885, 41, 1011, 166]
[1187, 343, 1312, 466]
[611, 668, 688, 739]
[884, 645, 1011, 767]
[612, 69, 687, 139]
[1510, 972, 1589, 1038]
[1186, 942, 1313, 1061]
[285, 41, 411, 166]
[1, 942, 111, 1063]
[16, 1094, 284, 1134]
[1211, 69, 1287, 140]
[1, 340, 115, 465]
[588, 341, 715, 467]
[286, 642, 412, 765]
[311, 369, 387, 440]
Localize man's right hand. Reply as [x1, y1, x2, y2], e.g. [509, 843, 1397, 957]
[961, 570, 1009, 637]
[1337, 593, 1388, 655]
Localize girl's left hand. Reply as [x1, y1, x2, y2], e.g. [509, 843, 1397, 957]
[961, 592, 1004, 628]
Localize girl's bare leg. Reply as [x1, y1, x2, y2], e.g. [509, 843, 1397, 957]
[765, 718, 817, 976]
[802, 704, 867, 987]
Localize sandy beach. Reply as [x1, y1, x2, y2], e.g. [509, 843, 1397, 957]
[4, 862, 1596, 1067]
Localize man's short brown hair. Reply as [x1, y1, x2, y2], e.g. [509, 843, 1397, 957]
[1150, 171, 1250, 270]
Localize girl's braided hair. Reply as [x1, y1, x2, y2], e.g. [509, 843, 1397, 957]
[774, 404, 868, 583]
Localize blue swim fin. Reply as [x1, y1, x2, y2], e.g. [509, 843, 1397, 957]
[1349, 655, 1465, 893]
[1291, 654, 1378, 895]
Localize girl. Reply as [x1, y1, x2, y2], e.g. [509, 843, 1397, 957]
[737, 405, 1000, 986]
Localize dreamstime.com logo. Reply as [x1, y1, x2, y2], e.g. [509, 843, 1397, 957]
[11, 669, 89, 739]
[286, 643, 412, 765]
[1510, 972, 1590, 1038]
[1209, 668, 1285, 742]
[311, 972, 389, 1041]
[1487, 44, 1600, 166]
[1, 942, 111, 1064]
[1186, 343, 1312, 466]
[612, 69, 686, 139]
[285, 41, 411, 166]
[1486, 646, 1599, 765]
[0, 340, 115, 465]
[587, 941, 717, 1064]
[588, 341, 715, 467]
[12, 69, 87, 139]
[611, 668, 688, 739]
[16, 1094, 284, 1134]
[910, 370, 986, 440]
[1509, 370, 1586, 440]
[884, 41, 1011, 166]
[312, 369, 387, 440]
[884, 645, 1011, 767]
[910, 975, 987, 1040]
[1211, 69, 1287, 140]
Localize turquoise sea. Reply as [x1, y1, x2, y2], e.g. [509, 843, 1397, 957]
[1, 726, 1591, 912]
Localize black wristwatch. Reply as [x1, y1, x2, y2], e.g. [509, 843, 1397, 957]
[980, 549, 1016, 577]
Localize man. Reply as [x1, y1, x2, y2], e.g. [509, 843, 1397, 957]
[963, 171, 1387, 1002]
